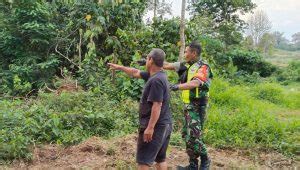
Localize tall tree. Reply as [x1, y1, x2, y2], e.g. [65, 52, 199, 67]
[146, 0, 172, 21]
[247, 10, 272, 46]
[154, 0, 157, 19]
[272, 31, 286, 47]
[179, 0, 186, 61]
[258, 33, 275, 54]
[191, 0, 255, 28]
[292, 32, 300, 44]
[190, 0, 255, 46]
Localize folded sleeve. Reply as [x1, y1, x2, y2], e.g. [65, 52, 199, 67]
[192, 65, 210, 88]
[140, 71, 150, 81]
[147, 79, 164, 102]
[170, 62, 181, 72]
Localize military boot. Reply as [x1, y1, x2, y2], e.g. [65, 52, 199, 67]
[177, 159, 198, 170]
[200, 155, 211, 170]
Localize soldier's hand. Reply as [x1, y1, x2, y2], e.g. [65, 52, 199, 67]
[170, 84, 179, 91]
[137, 59, 146, 66]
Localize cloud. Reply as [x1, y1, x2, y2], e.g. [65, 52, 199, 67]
[164, 0, 299, 39]
[245, 0, 300, 39]
[253, 0, 300, 11]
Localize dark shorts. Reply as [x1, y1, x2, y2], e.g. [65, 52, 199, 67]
[136, 124, 172, 166]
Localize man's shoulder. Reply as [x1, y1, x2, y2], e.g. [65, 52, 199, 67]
[153, 71, 167, 79]
[150, 72, 168, 84]
[140, 71, 150, 81]
[197, 60, 211, 67]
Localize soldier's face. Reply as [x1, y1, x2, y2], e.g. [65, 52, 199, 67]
[184, 46, 196, 62]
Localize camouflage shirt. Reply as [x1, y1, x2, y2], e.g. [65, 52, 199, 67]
[172, 60, 213, 104]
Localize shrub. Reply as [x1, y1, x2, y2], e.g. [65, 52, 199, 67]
[206, 105, 285, 150]
[228, 49, 277, 77]
[276, 61, 300, 83]
[0, 91, 139, 161]
[169, 78, 299, 156]
[251, 83, 284, 104]
[205, 78, 299, 154]
[250, 82, 300, 109]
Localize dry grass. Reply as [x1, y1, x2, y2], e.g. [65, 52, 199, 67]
[265, 49, 300, 67]
[4, 135, 298, 169]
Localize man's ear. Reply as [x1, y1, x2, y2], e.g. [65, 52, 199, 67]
[192, 51, 197, 57]
[148, 57, 153, 65]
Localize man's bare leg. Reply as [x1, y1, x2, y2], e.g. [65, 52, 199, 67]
[138, 164, 150, 170]
[155, 161, 167, 170]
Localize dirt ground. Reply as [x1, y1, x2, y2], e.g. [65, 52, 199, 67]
[3, 135, 299, 169]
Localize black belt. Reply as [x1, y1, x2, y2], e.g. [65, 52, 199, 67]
[191, 97, 208, 106]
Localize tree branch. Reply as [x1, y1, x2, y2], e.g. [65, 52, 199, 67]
[55, 43, 81, 70]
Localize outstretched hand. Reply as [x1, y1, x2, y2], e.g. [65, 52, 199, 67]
[107, 63, 122, 70]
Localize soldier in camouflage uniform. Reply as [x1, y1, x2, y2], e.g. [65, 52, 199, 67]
[164, 41, 213, 170]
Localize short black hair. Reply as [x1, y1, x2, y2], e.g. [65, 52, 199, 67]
[188, 41, 202, 57]
[148, 48, 165, 67]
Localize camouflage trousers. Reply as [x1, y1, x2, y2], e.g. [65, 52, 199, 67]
[182, 104, 208, 160]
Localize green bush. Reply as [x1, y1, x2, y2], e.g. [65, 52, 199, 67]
[170, 131, 184, 147]
[170, 92, 184, 132]
[251, 83, 284, 104]
[228, 49, 277, 77]
[206, 105, 285, 149]
[0, 1, 60, 96]
[204, 78, 299, 154]
[250, 82, 300, 109]
[276, 61, 300, 83]
[0, 91, 139, 161]
[230, 71, 262, 84]
[168, 78, 299, 156]
[282, 91, 300, 109]
[1, 78, 299, 161]
[0, 1, 148, 96]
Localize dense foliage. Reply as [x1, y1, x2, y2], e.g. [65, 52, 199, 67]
[0, 0, 282, 96]
[1, 78, 299, 161]
[0, 0, 148, 96]
[190, 0, 255, 46]
[0, 0, 299, 163]
[276, 61, 300, 83]
[0, 91, 138, 161]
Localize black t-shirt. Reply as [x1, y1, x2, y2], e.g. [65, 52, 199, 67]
[139, 71, 172, 128]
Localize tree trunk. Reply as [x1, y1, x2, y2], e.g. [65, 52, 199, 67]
[179, 0, 186, 62]
[112, 53, 117, 84]
[153, 0, 157, 21]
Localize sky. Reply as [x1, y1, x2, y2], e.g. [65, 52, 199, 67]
[146, 0, 300, 40]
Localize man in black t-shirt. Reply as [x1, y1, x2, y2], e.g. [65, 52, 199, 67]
[108, 48, 172, 170]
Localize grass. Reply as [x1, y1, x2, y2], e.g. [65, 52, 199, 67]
[0, 92, 139, 161]
[208, 79, 299, 155]
[0, 78, 299, 161]
[265, 49, 300, 67]
[170, 78, 300, 157]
